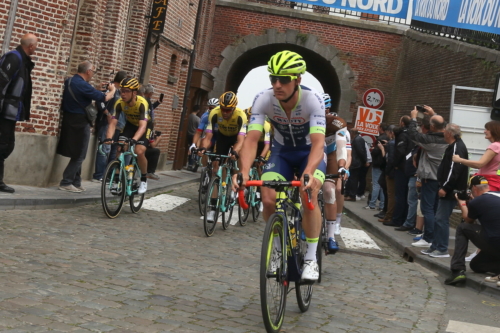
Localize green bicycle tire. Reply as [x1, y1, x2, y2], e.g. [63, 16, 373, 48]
[101, 160, 126, 219]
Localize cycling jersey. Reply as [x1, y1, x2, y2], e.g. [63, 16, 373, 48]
[206, 107, 247, 137]
[249, 86, 325, 147]
[197, 110, 215, 132]
[112, 95, 150, 126]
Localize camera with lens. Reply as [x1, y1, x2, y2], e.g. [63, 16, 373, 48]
[453, 189, 471, 201]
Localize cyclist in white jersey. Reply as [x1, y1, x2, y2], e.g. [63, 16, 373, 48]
[234, 50, 326, 281]
[322, 93, 349, 253]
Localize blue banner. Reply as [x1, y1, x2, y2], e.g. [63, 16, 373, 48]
[291, 0, 410, 19]
[413, 0, 500, 35]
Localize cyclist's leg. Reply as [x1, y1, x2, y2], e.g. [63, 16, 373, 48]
[298, 150, 326, 279]
[260, 144, 293, 222]
[324, 151, 341, 250]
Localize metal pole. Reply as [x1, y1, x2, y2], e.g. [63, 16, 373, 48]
[2, 0, 19, 55]
[172, 0, 203, 170]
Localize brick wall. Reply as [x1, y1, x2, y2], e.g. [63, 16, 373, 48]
[208, 4, 404, 124]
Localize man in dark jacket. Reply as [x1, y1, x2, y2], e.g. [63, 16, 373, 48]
[0, 33, 37, 193]
[56, 61, 116, 193]
[388, 116, 415, 226]
[421, 123, 468, 257]
[408, 106, 449, 248]
[345, 128, 367, 201]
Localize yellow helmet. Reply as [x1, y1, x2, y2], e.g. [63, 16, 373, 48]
[120, 77, 140, 90]
[268, 51, 306, 76]
[219, 91, 238, 108]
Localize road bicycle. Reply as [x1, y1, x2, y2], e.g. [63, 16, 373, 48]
[101, 137, 145, 218]
[238, 174, 317, 333]
[238, 158, 263, 226]
[195, 149, 214, 216]
[203, 151, 239, 237]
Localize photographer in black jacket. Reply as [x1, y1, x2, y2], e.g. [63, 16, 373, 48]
[445, 176, 500, 285]
[388, 116, 415, 226]
[421, 123, 469, 258]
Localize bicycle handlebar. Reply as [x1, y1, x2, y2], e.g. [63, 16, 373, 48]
[237, 173, 314, 211]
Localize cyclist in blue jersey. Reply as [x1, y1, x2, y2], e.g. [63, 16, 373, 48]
[189, 98, 218, 171]
[234, 50, 326, 281]
[322, 93, 349, 253]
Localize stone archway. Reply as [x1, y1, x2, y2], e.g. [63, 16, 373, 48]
[210, 28, 357, 119]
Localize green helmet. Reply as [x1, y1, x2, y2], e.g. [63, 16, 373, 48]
[268, 51, 306, 76]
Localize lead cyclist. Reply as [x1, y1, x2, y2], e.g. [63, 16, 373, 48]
[233, 50, 326, 281]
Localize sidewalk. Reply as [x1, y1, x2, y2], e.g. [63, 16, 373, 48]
[0, 169, 200, 211]
[343, 198, 500, 297]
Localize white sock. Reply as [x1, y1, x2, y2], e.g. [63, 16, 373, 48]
[327, 220, 336, 239]
[304, 240, 318, 261]
[336, 213, 342, 225]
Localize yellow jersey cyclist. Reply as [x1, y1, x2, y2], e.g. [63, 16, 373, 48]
[105, 78, 150, 194]
[244, 106, 271, 168]
[234, 50, 326, 281]
[322, 92, 349, 254]
[198, 91, 248, 222]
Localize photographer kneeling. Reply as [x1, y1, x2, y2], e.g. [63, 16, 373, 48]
[445, 176, 500, 285]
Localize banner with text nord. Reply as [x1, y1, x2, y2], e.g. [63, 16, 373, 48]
[355, 106, 384, 136]
[289, 0, 410, 19]
[413, 0, 500, 35]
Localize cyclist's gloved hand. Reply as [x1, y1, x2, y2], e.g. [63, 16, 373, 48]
[230, 149, 239, 160]
[258, 156, 267, 164]
[338, 167, 349, 177]
[130, 139, 138, 146]
[189, 143, 197, 153]
[103, 138, 113, 144]
[197, 147, 206, 156]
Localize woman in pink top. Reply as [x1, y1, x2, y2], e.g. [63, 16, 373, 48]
[453, 121, 500, 191]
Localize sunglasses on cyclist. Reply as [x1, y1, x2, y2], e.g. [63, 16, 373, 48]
[120, 88, 132, 94]
[269, 75, 297, 85]
[220, 107, 234, 113]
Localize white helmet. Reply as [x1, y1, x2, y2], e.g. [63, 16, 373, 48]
[207, 98, 219, 107]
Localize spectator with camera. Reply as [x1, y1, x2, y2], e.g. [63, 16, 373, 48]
[452, 120, 500, 191]
[420, 123, 469, 258]
[445, 176, 500, 285]
[408, 106, 448, 247]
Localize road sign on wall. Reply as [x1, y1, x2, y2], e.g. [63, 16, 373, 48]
[362, 88, 385, 109]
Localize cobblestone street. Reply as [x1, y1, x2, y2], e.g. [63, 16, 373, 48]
[0, 183, 447, 332]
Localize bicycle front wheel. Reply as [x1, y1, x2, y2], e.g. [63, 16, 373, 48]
[260, 214, 287, 333]
[198, 167, 210, 216]
[295, 228, 313, 312]
[101, 161, 126, 219]
[203, 177, 220, 237]
[129, 166, 145, 213]
[221, 183, 234, 230]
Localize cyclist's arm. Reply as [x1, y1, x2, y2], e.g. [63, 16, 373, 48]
[133, 119, 147, 141]
[335, 128, 347, 168]
[106, 102, 120, 140]
[260, 142, 270, 160]
[239, 130, 260, 175]
[232, 116, 247, 153]
[192, 130, 202, 146]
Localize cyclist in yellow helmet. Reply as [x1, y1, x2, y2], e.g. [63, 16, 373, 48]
[105, 78, 151, 194]
[198, 91, 248, 222]
[234, 50, 326, 281]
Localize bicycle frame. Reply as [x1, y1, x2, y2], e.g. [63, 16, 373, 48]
[110, 140, 140, 197]
[203, 152, 238, 214]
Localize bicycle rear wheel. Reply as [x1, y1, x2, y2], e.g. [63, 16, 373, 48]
[295, 227, 313, 312]
[260, 213, 287, 333]
[129, 166, 145, 213]
[198, 167, 210, 216]
[238, 188, 250, 226]
[203, 177, 220, 237]
[221, 186, 234, 231]
[101, 161, 126, 219]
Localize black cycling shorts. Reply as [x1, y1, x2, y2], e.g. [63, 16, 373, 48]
[121, 121, 149, 147]
[214, 132, 237, 155]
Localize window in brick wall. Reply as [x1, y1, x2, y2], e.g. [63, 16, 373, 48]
[168, 54, 178, 84]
